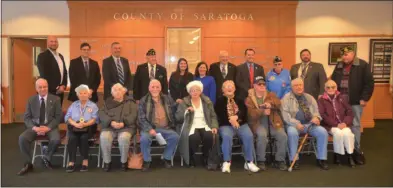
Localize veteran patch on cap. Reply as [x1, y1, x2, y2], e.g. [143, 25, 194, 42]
[273, 56, 282, 63]
[146, 49, 156, 56]
[340, 46, 354, 55]
[254, 76, 265, 84]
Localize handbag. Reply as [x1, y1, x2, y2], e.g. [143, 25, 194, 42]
[207, 134, 221, 171]
[127, 139, 143, 169]
[68, 123, 88, 133]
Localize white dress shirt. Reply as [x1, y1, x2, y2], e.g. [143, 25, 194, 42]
[189, 99, 211, 136]
[148, 63, 156, 78]
[49, 49, 64, 85]
[297, 61, 310, 78]
[220, 63, 228, 77]
[38, 94, 48, 124]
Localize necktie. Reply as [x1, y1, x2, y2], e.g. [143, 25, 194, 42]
[150, 65, 155, 80]
[249, 63, 254, 86]
[39, 98, 46, 125]
[84, 61, 89, 78]
[221, 65, 226, 78]
[116, 58, 124, 85]
[301, 63, 309, 79]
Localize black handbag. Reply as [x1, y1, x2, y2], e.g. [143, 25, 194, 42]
[69, 121, 88, 133]
[207, 134, 221, 171]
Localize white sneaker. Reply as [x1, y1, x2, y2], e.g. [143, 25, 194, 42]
[244, 162, 260, 172]
[222, 162, 231, 173]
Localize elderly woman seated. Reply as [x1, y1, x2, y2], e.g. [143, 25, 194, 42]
[318, 80, 355, 167]
[64, 84, 98, 173]
[99, 83, 137, 172]
[215, 80, 259, 173]
[176, 80, 218, 168]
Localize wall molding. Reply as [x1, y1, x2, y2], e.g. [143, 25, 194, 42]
[296, 34, 393, 38]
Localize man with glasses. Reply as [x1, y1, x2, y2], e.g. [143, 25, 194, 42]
[266, 56, 291, 99]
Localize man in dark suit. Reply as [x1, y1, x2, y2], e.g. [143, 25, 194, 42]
[17, 78, 62, 175]
[290, 49, 327, 100]
[68, 43, 101, 103]
[102, 42, 132, 100]
[235, 48, 266, 100]
[209, 50, 236, 99]
[37, 36, 68, 106]
[133, 49, 168, 103]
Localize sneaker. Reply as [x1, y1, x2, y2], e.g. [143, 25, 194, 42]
[244, 162, 260, 172]
[221, 162, 231, 173]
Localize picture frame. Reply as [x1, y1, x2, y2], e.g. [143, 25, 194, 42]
[369, 39, 393, 84]
[328, 42, 357, 65]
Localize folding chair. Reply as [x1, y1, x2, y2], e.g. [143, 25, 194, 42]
[31, 130, 67, 167]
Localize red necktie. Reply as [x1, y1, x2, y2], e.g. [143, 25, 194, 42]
[249, 64, 254, 86]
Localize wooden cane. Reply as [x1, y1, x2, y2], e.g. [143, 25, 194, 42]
[288, 125, 312, 172]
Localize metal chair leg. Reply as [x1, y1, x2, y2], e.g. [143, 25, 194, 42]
[97, 142, 101, 168]
[63, 145, 67, 168]
[32, 141, 37, 165]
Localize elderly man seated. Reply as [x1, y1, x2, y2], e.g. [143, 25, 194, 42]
[281, 78, 329, 170]
[17, 78, 62, 176]
[139, 79, 180, 172]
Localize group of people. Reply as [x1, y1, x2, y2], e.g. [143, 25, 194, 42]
[17, 35, 374, 176]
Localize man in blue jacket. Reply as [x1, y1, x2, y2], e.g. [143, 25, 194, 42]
[266, 56, 291, 99]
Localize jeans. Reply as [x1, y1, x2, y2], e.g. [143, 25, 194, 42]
[351, 105, 363, 151]
[140, 128, 179, 162]
[219, 125, 254, 162]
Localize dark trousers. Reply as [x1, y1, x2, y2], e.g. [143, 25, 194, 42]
[189, 128, 213, 161]
[19, 128, 60, 165]
[67, 125, 96, 163]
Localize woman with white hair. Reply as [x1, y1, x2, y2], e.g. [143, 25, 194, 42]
[318, 80, 356, 167]
[175, 80, 219, 168]
[99, 83, 138, 172]
[64, 84, 99, 173]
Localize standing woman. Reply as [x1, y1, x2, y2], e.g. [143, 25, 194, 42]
[169, 58, 194, 104]
[194, 61, 217, 104]
[266, 56, 291, 99]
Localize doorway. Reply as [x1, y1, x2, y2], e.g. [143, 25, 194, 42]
[11, 38, 47, 122]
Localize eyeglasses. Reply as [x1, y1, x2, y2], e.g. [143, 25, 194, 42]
[273, 63, 282, 66]
[326, 86, 336, 89]
[257, 83, 266, 86]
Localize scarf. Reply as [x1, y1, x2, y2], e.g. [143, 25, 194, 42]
[323, 91, 343, 123]
[225, 94, 239, 118]
[295, 94, 312, 122]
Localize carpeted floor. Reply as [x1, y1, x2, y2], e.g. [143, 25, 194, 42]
[2, 120, 393, 187]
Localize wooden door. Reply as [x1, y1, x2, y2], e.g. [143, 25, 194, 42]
[12, 38, 47, 122]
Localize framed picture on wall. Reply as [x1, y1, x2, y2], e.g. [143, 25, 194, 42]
[369, 39, 393, 84]
[328, 42, 357, 65]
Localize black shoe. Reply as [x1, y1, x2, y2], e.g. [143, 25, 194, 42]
[289, 161, 300, 170]
[103, 162, 111, 172]
[348, 153, 356, 168]
[257, 161, 267, 171]
[121, 163, 128, 171]
[17, 163, 33, 176]
[142, 161, 151, 172]
[353, 150, 365, 165]
[66, 165, 75, 173]
[42, 157, 53, 169]
[333, 153, 341, 165]
[277, 161, 288, 171]
[163, 159, 172, 169]
[317, 160, 329, 170]
[187, 158, 196, 168]
[80, 165, 88, 172]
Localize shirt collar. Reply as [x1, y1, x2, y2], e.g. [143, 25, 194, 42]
[49, 49, 58, 56]
[112, 56, 121, 62]
[75, 100, 92, 108]
[148, 63, 156, 68]
[39, 94, 48, 101]
[82, 57, 89, 62]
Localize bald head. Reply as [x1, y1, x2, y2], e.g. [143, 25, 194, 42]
[35, 78, 48, 97]
[47, 35, 59, 51]
[219, 50, 229, 64]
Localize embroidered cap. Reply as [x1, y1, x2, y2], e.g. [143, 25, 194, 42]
[146, 49, 156, 56]
[340, 46, 354, 55]
[254, 76, 265, 84]
[273, 56, 282, 63]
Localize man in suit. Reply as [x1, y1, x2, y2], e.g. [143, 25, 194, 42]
[290, 49, 327, 100]
[17, 78, 62, 175]
[68, 42, 101, 103]
[37, 36, 68, 106]
[209, 50, 236, 99]
[133, 49, 168, 103]
[102, 42, 132, 100]
[235, 48, 266, 101]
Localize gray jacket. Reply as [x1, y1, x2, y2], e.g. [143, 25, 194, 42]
[24, 94, 62, 130]
[281, 92, 322, 127]
[99, 97, 137, 134]
[175, 95, 219, 165]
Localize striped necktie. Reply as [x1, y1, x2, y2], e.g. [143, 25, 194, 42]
[116, 58, 125, 85]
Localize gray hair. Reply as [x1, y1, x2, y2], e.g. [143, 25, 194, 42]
[149, 79, 161, 87]
[35, 78, 48, 88]
[325, 80, 337, 88]
[75, 84, 90, 96]
[111, 83, 127, 95]
[291, 78, 304, 87]
[186, 80, 204, 94]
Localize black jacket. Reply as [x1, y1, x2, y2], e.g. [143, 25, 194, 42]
[331, 58, 374, 105]
[68, 56, 101, 103]
[102, 56, 132, 100]
[215, 96, 247, 126]
[208, 62, 236, 99]
[235, 63, 265, 100]
[133, 63, 168, 100]
[169, 72, 194, 101]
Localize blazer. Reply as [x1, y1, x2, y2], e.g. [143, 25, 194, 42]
[68, 56, 101, 103]
[133, 63, 168, 100]
[290, 62, 327, 100]
[102, 56, 132, 100]
[37, 49, 68, 95]
[24, 94, 62, 130]
[235, 62, 266, 100]
[208, 62, 236, 98]
[169, 72, 194, 101]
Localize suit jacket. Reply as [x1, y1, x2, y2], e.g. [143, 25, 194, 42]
[208, 62, 236, 98]
[37, 49, 68, 95]
[68, 56, 101, 103]
[133, 63, 168, 100]
[102, 56, 132, 100]
[235, 63, 265, 100]
[24, 94, 62, 130]
[290, 62, 327, 100]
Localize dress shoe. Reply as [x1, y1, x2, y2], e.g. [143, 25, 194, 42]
[42, 157, 53, 169]
[163, 159, 172, 169]
[65, 165, 75, 173]
[142, 161, 151, 172]
[17, 163, 33, 176]
[277, 161, 288, 171]
[333, 153, 341, 165]
[257, 161, 267, 171]
[353, 150, 365, 165]
[348, 153, 356, 168]
[80, 165, 88, 172]
[317, 160, 329, 170]
[289, 161, 300, 170]
[188, 159, 196, 168]
[103, 162, 111, 172]
[121, 163, 128, 171]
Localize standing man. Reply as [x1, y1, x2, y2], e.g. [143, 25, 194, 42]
[133, 49, 168, 103]
[102, 42, 132, 100]
[290, 49, 327, 100]
[68, 42, 101, 103]
[37, 36, 68, 106]
[331, 46, 374, 165]
[235, 48, 265, 101]
[209, 50, 236, 99]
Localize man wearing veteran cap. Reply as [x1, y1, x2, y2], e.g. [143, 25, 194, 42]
[133, 49, 169, 103]
[266, 56, 291, 99]
[331, 46, 374, 165]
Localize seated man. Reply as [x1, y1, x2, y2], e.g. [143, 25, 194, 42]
[139, 79, 180, 172]
[245, 76, 288, 171]
[17, 78, 62, 176]
[281, 78, 329, 170]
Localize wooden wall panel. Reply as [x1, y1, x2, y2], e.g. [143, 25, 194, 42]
[374, 85, 393, 119]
